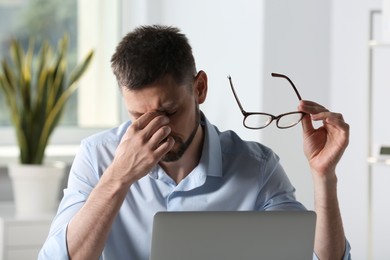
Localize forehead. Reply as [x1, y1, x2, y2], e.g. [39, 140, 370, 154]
[122, 76, 192, 115]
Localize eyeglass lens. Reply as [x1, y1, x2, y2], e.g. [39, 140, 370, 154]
[275, 112, 304, 128]
[228, 73, 305, 129]
[244, 112, 304, 129]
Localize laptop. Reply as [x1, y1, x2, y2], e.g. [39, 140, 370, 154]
[150, 211, 316, 260]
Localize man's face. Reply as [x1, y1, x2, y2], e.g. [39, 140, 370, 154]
[122, 74, 203, 162]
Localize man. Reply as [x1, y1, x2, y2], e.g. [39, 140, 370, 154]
[39, 25, 351, 260]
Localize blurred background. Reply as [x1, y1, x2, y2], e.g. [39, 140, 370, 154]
[0, 0, 389, 259]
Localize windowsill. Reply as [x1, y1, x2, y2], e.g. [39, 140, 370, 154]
[0, 145, 79, 167]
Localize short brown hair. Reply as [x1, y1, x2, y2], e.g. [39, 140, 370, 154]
[110, 25, 197, 90]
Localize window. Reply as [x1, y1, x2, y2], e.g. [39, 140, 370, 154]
[0, 0, 122, 146]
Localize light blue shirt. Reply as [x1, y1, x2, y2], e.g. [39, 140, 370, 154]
[39, 115, 351, 260]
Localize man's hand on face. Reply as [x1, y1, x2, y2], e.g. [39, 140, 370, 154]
[110, 111, 175, 185]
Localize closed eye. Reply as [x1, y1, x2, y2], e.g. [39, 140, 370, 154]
[165, 110, 177, 117]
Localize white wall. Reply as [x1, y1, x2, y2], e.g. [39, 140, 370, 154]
[332, 0, 390, 259]
[0, 0, 385, 258]
[122, 0, 265, 144]
[120, 0, 390, 259]
[261, 0, 331, 210]
[331, 0, 369, 256]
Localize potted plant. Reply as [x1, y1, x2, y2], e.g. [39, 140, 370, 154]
[0, 34, 93, 216]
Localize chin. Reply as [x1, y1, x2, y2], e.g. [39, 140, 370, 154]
[161, 153, 181, 162]
[161, 147, 185, 162]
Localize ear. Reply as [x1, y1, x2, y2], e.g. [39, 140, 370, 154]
[194, 70, 208, 104]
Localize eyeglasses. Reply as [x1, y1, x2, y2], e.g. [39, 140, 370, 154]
[228, 73, 305, 129]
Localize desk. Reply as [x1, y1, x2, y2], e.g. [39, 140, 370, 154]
[0, 203, 53, 260]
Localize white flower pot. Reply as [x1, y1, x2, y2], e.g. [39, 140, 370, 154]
[8, 162, 66, 217]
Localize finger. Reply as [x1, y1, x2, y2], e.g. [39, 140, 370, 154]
[298, 100, 331, 133]
[300, 112, 315, 133]
[298, 100, 329, 115]
[323, 114, 350, 133]
[298, 100, 327, 108]
[149, 125, 172, 150]
[310, 111, 343, 122]
[324, 116, 350, 147]
[141, 114, 170, 141]
[133, 111, 165, 130]
[128, 112, 169, 141]
[154, 136, 175, 159]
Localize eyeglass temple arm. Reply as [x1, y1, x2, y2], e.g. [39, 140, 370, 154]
[271, 73, 302, 100]
[227, 75, 247, 114]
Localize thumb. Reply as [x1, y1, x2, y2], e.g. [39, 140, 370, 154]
[300, 113, 314, 134]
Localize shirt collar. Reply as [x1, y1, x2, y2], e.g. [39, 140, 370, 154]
[199, 112, 223, 178]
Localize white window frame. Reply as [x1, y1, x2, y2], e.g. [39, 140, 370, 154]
[0, 0, 127, 162]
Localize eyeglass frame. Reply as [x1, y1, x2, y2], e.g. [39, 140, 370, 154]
[227, 73, 306, 129]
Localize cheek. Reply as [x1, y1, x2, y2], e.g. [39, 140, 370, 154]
[169, 105, 196, 134]
[167, 113, 184, 133]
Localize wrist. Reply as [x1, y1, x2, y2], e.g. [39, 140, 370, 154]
[96, 165, 134, 199]
[312, 171, 339, 209]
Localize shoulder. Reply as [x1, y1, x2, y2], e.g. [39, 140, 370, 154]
[82, 121, 130, 146]
[71, 121, 131, 177]
[79, 121, 131, 155]
[214, 126, 278, 162]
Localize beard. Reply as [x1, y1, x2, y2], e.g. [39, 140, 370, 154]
[161, 105, 201, 162]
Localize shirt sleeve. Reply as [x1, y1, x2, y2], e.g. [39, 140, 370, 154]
[258, 150, 352, 260]
[38, 225, 69, 260]
[38, 140, 100, 259]
[312, 238, 352, 260]
[256, 150, 306, 211]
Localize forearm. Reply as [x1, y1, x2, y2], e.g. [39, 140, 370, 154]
[312, 172, 346, 260]
[66, 166, 131, 260]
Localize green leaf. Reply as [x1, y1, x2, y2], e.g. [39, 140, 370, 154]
[0, 34, 94, 164]
[68, 50, 94, 86]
